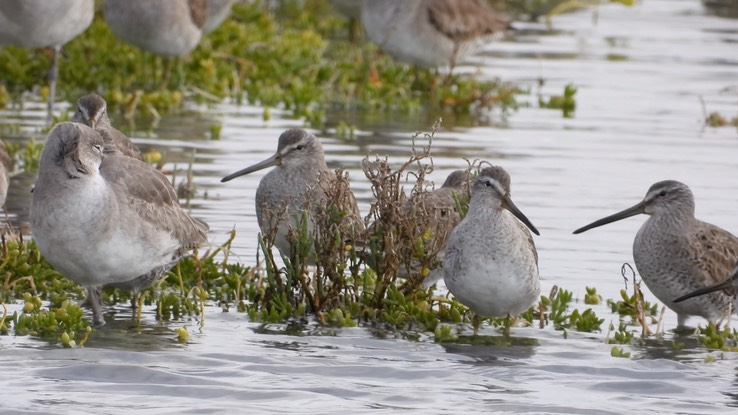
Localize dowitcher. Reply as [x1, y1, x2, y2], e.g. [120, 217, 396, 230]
[30, 122, 208, 325]
[0, 0, 94, 122]
[71, 93, 143, 160]
[674, 265, 738, 310]
[220, 129, 363, 261]
[360, 0, 511, 68]
[104, 0, 233, 56]
[573, 180, 738, 327]
[410, 170, 471, 287]
[443, 166, 540, 334]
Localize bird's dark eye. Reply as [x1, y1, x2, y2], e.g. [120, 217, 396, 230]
[485, 181, 492, 187]
[296, 145, 304, 150]
[658, 190, 667, 197]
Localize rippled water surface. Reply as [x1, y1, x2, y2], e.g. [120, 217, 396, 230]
[2, 0, 738, 413]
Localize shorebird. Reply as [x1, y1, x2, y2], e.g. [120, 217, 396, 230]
[0, 0, 94, 122]
[674, 265, 738, 311]
[103, 0, 234, 56]
[220, 129, 363, 261]
[408, 170, 471, 287]
[360, 0, 511, 68]
[573, 180, 738, 327]
[443, 166, 540, 334]
[71, 93, 143, 160]
[30, 122, 209, 325]
[0, 140, 11, 208]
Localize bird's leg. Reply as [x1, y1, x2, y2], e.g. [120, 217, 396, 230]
[472, 313, 481, 336]
[503, 313, 512, 337]
[86, 286, 105, 326]
[130, 290, 139, 311]
[46, 45, 61, 124]
[80, 285, 101, 308]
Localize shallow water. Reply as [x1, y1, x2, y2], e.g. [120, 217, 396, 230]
[2, 0, 738, 413]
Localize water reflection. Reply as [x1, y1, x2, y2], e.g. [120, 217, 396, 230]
[442, 335, 539, 366]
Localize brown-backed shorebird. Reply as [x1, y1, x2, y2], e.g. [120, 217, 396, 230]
[443, 166, 540, 334]
[360, 0, 511, 68]
[410, 170, 471, 287]
[674, 265, 738, 310]
[71, 93, 143, 160]
[30, 122, 209, 325]
[220, 129, 363, 261]
[573, 180, 738, 327]
[0, 140, 11, 208]
[0, 0, 94, 122]
[104, 0, 233, 56]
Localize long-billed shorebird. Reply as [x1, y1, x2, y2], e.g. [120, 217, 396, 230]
[443, 166, 541, 334]
[221, 129, 363, 261]
[410, 170, 471, 287]
[104, 0, 233, 56]
[30, 122, 209, 325]
[0, 0, 94, 122]
[361, 0, 511, 68]
[71, 93, 143, 160]
[573, 180, 738, 327]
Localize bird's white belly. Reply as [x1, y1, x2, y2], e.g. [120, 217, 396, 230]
[32, 177, 179, 286]
[445, 252, 538, 317]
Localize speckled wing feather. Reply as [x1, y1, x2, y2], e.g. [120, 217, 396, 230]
[100, 154, 208, 250]
[188, 0, 208, 29]
[688, 221, 738, 297]
[426, 0, 510, 42]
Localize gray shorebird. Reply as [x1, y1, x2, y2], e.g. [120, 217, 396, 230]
[104, 0, 233, 56]
[360, 0, 511, 68]
[71, 93, 143, 160]
[30, 122, 209, 325]
[573, 180, 738, 327]
[220, 129, 363, 261]
[443, 166, 540, 334]
[410, 170, 471, 287]
[0, 0, 94, 122]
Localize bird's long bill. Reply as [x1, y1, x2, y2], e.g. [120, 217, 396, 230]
[503, 196, 540, 236]
[673, 276, 736, 303]
[221, 152, 280, 183]
[572, 202, 645, 234]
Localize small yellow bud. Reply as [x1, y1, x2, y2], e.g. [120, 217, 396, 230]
[23, 301, 34, 313]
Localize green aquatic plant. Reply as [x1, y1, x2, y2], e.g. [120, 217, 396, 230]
[583, 286, 602, 305]
[539, 83, 577, 118]
[11, 293, 91, 346]
[610, 346, 631, 358]
[696, 322, 738, 352]
[607, 321, 636, 345]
